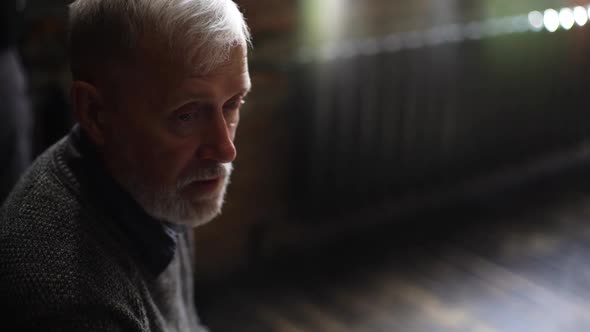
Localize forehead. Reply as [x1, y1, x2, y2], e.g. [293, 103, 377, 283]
[123, 44, 250, 103]
[160, 46, 251, 107]
[184, 45, 250, 91]
[190, 45, 249, 79]
[131, 34, 247, 76]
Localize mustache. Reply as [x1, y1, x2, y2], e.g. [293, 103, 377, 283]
[176, 163, 233, 190]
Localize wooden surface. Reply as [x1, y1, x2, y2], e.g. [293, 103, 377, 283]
[196, 170, 590, 332]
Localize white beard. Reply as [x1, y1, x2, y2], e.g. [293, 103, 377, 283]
[120, 163, 233, 228]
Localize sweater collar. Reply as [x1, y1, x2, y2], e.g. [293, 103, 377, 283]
[54, 124, 184, 276]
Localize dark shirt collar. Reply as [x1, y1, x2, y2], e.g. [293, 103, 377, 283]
[54, 124, 184, 276]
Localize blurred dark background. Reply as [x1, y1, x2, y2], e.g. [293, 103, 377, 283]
[3, 0, 72, 157]
[5, 2, 590, 329]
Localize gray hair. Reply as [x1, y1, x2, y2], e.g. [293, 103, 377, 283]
[68, 0, 251, 81]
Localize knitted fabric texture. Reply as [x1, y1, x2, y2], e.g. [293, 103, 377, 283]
[0, 133, 207, 332]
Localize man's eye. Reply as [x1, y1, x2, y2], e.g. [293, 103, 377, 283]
[171, 109, 200, 137]
[175, 104, 202, 123]
[177, 112, 196, 122]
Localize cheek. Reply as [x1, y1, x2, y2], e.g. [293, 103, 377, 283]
[113, 127, 195, 186]
[104, 105, 200, 185]
[141, 141, 198, 185]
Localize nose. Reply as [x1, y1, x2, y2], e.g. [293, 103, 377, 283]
[196, 111, 237, 163]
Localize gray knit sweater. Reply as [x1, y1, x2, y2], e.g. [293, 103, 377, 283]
[0, 126, 208, 331]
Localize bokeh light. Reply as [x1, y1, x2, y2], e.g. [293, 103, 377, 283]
[573, 6, 588, 26]
[559, 8, 575, 30]
[528, 11, 544, 31]
[543, 9, 560, 32]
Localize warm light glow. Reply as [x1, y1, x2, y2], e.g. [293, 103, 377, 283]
[528, 11, 544, 31]
[573, 6, 588, 26]
[544, 9, 560, 32]
[301, 0, 347, 49]
[559, 8, 575, 30]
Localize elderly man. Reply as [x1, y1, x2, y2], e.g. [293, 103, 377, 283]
[0, 0, 251, 331]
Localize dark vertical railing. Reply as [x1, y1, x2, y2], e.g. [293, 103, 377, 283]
[287, 23, 590, 220]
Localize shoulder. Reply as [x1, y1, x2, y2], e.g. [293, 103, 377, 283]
[1, 137, 69, 216]
[0, 139, 87, 270]
[0, 141, 149, 330]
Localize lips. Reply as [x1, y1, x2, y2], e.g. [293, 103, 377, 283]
[185, 177, 222, 196]
[195, 178, 219, 187]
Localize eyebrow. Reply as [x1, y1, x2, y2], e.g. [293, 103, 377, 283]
[170, 86, 252, 110]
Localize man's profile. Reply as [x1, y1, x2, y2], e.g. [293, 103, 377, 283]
[0, 0, 251, 331]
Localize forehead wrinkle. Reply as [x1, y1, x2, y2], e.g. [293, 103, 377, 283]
[161, 46, 249, 108]
[188, 45, 248, 78]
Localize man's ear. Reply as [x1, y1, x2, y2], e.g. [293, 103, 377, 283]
[70, 81, 107, 145]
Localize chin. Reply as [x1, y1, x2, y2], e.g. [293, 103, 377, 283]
[134, 177, 230, 228]
[150, 184, 228, 228]
[174, 194, 226, 227]
[176, 176, 230, 227]
[120, 163, 233, 228]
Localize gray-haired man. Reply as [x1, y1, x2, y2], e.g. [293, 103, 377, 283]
[0, 0, 251, 331]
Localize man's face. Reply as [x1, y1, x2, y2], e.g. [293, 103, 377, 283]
[100, 45, 251, 227]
